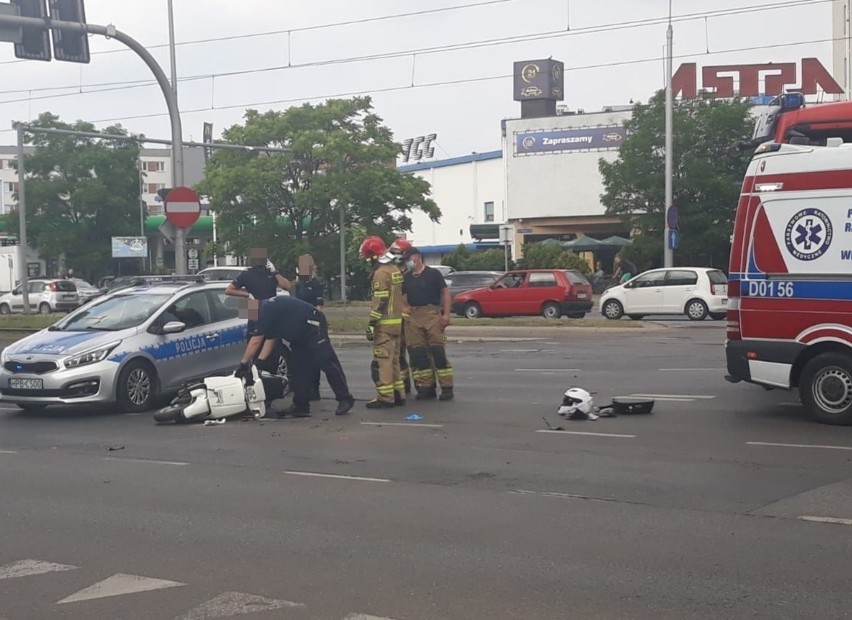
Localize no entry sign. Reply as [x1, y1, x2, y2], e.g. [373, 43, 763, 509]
[164, 187, 201, 228]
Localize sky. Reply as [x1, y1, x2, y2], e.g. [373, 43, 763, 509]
[0, 0, 836, 157]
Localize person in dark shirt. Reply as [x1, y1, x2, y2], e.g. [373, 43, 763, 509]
[294, 264, 326, 400]
[614, 255, 638, 283]
[237, 296, 354, 417]
[400, 247, 454, 401]
[226, 248, 291, 341]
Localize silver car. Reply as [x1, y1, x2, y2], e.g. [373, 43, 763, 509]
[0, 278, 80, 314]
[0, 280, 249, 412]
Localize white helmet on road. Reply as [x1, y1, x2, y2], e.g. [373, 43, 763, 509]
[558, 387, 597, 420]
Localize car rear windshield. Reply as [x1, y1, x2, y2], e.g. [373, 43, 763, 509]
[54, 280, 77, 292]
[563, 270, 590, 285]
[707, 270, 728, 284]
[53, 293, 172, 332]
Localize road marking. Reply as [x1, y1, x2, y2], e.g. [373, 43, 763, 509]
[284, 471, 390, 483]
[179, 591, 304, 619]
[499, 349, 541, 353]
[630, 393, 716, 400]
[0, 449, 17, 454]
[658, 368, 725, 371]
[361, 422, 444, 429]
[514, 368, 581, 372]
[746, 441, 852, 452]
[0, 559, 78, 581]
[535, 430, 636, 438]
[343, 615, 404, 620]
[799, 515, 852, 526]
[104, 457, 189, 466]
[57, 573, 185, 604]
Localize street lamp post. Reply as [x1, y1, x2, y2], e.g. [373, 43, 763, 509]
[332, 199, 347, 302]
[663, 0, 674, 268]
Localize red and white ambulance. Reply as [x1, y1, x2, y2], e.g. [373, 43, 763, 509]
[726, 139, 852, 424]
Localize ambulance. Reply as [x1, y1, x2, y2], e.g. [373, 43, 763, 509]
[725, 138, 852, 425]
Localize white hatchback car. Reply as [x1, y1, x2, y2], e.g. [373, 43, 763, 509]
[600, 267, 728, 321]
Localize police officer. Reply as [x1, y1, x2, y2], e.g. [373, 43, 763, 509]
[226, 248, 291, 335]
[359, 236, 405, 409]
[237, 296, 355, 417]
[401, 247, 454, 401]
[294, 261, 325, 401]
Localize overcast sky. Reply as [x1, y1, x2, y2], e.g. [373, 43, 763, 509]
[0, 0, 835, 157]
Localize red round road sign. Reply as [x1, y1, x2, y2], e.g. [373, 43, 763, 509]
[164, 187, 201, 228]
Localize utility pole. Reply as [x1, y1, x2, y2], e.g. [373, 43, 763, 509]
[16, 123, 29, 314]
[166, 0, 188, 274]
[663, 0, 675, 268]
[334, 199, 347, 302]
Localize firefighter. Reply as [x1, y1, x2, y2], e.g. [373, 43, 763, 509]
[401, 246, 453, 401]
[389, 238, 414, 395]
[359, 236, 406, 409]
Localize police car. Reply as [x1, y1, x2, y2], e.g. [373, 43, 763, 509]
[0, 280, 251, 412]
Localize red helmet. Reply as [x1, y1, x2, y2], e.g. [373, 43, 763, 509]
[359, 236, 388, 261]
[390, 238, 412, 253]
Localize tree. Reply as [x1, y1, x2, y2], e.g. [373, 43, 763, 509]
[443, 245, 509, 271]
[599, 92, 753, 270]
[198, 97, 440, 279]
[5, 113, 141, 281]
[516, 242, 591, 274]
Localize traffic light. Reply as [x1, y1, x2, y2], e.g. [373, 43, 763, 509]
[48, 0, 89, 63]
[12, 0, 51, 62]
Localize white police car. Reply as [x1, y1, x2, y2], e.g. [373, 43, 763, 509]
[0, 280, 251, 412]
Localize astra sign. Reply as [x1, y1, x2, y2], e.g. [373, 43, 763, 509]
[672, 58, 843, 99]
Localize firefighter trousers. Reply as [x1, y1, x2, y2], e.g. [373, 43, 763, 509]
[371, 324, 403, 403]
[404, 305, 453, 391]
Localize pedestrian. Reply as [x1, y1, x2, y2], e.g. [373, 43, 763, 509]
[359, 236, 405, 409]
[400, 246, 454, 401]
[389, 238, 415, 395]
[236, 296, 355, 417]
[614, 255, 637, 283]
[294, 260, 325, 401]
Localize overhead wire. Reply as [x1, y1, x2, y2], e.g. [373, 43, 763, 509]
[0, 0, 830, 101]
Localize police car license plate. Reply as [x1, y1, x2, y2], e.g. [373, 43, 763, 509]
[10, 378, 43, 390]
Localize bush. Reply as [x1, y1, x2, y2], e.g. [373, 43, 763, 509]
[443, 245, 509, 271]
[516, 243, 591, 274]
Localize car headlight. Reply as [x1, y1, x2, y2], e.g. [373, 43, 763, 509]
[64, 341, 121, 369]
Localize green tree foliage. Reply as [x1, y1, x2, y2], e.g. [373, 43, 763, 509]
[442, 245, 508, 271]
[198, 97, 440, 278]
[516, 242, 591, 274]
[6, 113, 141, 281]
[599, 92, 752, 270]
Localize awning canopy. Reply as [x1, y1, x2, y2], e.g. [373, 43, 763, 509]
[470, 223, 500, 241]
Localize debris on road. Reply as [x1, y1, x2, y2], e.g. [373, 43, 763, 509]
[203, 419, 226, 426]
[106, 445, 125, 451]
[404, 414, 424, 421]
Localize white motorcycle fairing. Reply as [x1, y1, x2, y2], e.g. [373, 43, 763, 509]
[154, 366, 268, 423]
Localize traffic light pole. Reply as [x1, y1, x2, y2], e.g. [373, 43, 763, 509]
[0, 13, 187, 271]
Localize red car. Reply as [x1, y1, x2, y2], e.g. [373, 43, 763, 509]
[451, 269, 593, 319]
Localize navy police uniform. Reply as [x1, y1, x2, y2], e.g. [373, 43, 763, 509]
[295, 277, 326, 400]
[253, 296, 353, 413]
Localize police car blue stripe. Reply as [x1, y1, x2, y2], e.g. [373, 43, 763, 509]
[108, 324, 247, 363]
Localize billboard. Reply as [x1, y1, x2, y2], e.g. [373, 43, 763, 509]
[514, 126, 628, 155]
[513, 59, 564, 102]
[111, 236, 148, 258]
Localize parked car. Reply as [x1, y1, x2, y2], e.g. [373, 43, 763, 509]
[0, 279, 79, 315]
[443, 271, 503, 299]
[599, 267, 728, 321]
[71, 278, 100, 305]
[0, 280, 284, 412]
[197, 266, 246, 282]
[432, 265, 456, 277]
[451, 269, 593, 319]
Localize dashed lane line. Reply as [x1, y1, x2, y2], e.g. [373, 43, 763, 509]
[360, 422, 444, 429]
[658, 368, 726, 371]
[514, 368, 581, 372]
[629, 393, 716, 400]
[104, 457, 189, 466]
[535, 430, 636, 438]
[746, 441, 852, 452]
[0, 449, 17, 454]
[283, 470, 391, 483]
[799, 515, 852, 526]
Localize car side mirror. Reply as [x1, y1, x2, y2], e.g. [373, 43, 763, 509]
[161, 321, 186, 335]
[623, 281, 633, 289]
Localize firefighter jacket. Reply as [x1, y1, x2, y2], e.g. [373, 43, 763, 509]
[369, 263, 405, 328]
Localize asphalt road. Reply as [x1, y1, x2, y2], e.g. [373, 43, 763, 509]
[2, 323, 852, 620]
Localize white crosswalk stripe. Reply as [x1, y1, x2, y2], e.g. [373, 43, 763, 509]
[57, 573, 186, 604]
[0, 559, 78, 580]
[2, 556, 411, 619]
[179, 591, 304, 619]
